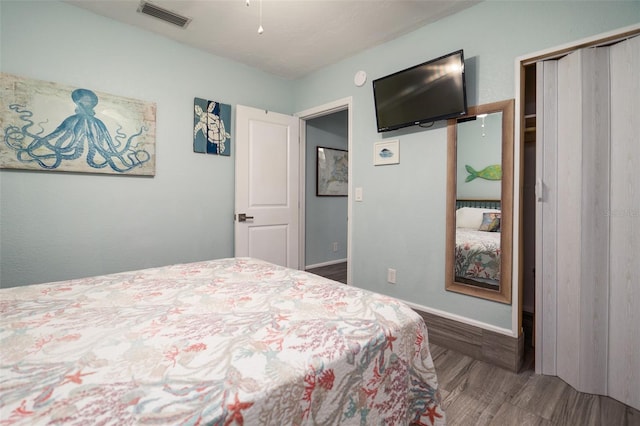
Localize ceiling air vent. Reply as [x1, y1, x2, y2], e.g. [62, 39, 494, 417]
[137, 1, 192, 28]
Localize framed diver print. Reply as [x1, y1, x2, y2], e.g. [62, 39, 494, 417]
[0, 73, 156, 176]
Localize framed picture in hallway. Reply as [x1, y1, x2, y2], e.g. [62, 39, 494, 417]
[316, 146, 348, 196]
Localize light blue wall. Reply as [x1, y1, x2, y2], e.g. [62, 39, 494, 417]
[305, 112, 348, 267]
[293, 1, 639, 329]
[457, 112, 502, 200]
[0, 1, 292, 287]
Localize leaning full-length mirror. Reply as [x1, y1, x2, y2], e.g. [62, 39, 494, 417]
[445, 99, 514, 304]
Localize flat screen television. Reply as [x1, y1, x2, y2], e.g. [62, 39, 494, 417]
[373, 50, 467, 132]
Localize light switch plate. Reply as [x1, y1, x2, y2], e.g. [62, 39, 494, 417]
[355, 187, 363, 201]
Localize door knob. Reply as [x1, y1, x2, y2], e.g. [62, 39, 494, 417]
[238, 213, 254, 222]
[535, 179, 543, 202]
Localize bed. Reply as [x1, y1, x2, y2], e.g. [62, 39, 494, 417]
[0, 257, 445, 425]
[454, 201, 501, 288]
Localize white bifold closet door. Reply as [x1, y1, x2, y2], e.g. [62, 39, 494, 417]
[535, 35, 639, 410]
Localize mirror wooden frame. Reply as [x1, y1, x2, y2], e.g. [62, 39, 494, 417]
[445, 99, 514, 304]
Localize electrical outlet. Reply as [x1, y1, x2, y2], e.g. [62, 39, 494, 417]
[387, 268, 396, 284]
[332, 242, 338, 252]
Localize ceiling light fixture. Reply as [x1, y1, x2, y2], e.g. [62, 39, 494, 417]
[257, 0, 264, 35]
[244, 0, 264, 35]
[477, 113, 488, 137]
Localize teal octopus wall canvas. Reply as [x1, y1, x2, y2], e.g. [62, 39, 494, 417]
[193, 97, 231, 156]
[0, 73, 156, 176]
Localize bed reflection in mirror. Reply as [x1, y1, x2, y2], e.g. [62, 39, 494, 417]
[455, 112, 502, 290]
[445, 100, 513, 304]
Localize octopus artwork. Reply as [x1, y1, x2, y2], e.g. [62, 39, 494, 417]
[0, 74, 156, 175]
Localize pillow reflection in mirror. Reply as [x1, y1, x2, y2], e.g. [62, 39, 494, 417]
[478, 212, 501, 232]
[456, 207, 500, 229]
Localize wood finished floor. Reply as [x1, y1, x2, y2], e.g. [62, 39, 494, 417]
[306, 263, 640, 425]
[430, 343, 640, 425]
[305, 261, 348, 284]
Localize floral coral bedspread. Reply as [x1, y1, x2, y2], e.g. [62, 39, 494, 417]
[455, 229, 501, 283]
[0, 257, 445, 425]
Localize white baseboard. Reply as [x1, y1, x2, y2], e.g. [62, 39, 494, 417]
[305, 258, 347, 270]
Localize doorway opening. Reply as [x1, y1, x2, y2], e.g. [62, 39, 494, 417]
[296, 98, 353, 285]
[521, 63, 536, 372]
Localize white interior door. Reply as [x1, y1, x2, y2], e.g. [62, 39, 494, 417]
[235, 105, 300, 269]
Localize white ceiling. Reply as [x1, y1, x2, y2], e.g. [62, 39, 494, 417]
[66, 0, 480, 80]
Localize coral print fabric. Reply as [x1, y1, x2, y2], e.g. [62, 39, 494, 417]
[0, 258, 445, 425]
[455, 229, 501, 281]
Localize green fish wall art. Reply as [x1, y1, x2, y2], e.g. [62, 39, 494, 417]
[465, 164, 502, 182]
